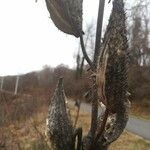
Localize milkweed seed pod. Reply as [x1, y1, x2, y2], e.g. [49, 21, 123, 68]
[96, 0, 129, 146]
[97, 0, 128, 114]
[47, 78, 75, 150]
[45, 0, 83, 37]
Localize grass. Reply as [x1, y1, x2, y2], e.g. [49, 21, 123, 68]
[70, 105, 150, 150]
[130, 101, 150, 120]
[110, 132, 150, 150]
[0, 104, 150, 150]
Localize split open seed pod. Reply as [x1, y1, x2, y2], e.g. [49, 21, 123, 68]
[45, 0, 83, 37]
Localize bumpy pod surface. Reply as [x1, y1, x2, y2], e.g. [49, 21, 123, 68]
[48, 78, 74, 150]
[96, 0, 130, 146]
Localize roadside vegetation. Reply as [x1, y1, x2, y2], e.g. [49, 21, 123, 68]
[130, 101, 150, 120]
[0, 96, 149, 150]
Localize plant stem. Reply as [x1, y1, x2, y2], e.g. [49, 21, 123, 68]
[80, 35, 93, 69]
[93, 0, 106, 67]
[90, 86, 99, 141]
[90, 0, 106, 145]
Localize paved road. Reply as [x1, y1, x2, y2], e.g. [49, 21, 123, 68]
[127, 117, 150, 140]
[68, 101, 150, 141]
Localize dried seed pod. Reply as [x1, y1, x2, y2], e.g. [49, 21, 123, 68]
[97, 0, 128, 114]
[95, 0, 129, 146]
[47, 78, 75, 150]
[45, 0, 83, 37]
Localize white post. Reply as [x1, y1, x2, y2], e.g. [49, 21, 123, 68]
[14, 76, 19, 95]
[1, 77, 4, 91]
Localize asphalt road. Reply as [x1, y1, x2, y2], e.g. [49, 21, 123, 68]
[68, 101, 150, 141]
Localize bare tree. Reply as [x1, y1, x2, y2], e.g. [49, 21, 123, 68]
[128, 0, 150, 66]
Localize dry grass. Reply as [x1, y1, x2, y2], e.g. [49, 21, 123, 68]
[0, 106, 49, 150]
[131, 101, 150, 120]
[110, 132, 150, 150]
[0, 104, 150, 150]
[70, 105, 150, 150]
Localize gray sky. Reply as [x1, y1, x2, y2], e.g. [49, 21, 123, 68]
[0, 0, 113, 75]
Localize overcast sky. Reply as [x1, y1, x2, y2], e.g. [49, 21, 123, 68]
[0, 0, 113, 76]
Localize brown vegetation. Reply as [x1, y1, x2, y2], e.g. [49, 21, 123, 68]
[0, 97, 149, 150]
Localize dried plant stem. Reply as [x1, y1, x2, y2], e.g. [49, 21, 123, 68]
[93, 0, 106, 66]
[90, 88, 99, 141]
[80, 35, 93, 69]
[89, 0, 106, 145]
[74, 105, 80, 128]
